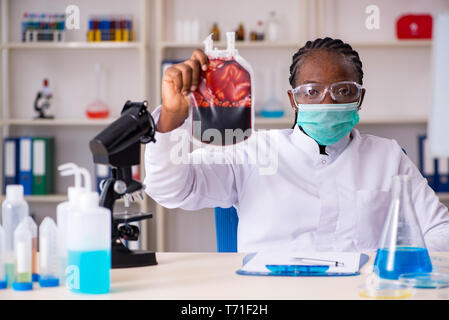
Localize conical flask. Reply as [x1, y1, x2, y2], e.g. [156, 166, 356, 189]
[373, 175, 432, 280]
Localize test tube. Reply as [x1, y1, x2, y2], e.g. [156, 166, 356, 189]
[12, 220, 33, 291]
[38, 217, 59, 287]
[22, 216, 38, 281]
[0, 226, 6, 289]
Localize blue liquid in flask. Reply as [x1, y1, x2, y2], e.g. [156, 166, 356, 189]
[374, 246, 432, 280]
[67, 250, 110, 294]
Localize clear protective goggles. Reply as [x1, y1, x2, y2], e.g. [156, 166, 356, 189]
[289, 81, 363, 105]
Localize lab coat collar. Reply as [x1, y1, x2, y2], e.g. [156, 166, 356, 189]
[290, 124, 353, 158]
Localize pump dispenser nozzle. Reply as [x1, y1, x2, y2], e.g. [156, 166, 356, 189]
[58, 163, 83, 202]
[79, 167, 93, 193]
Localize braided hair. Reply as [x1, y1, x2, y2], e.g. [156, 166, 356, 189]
[289, 37, 364, 128]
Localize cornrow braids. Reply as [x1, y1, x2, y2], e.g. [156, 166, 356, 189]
[289, 37, 364, 88]
[289, 37, 364, 129]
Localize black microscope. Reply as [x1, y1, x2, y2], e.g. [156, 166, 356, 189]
[89, 100, 157, 268]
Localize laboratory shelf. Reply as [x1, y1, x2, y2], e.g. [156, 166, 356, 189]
[3, 42, 142, 50]
[24, 194, 67, 203]
[0, 192, 444, 204]
[351, 40, 431, 48]
[160, 40, 431, 50]
[254, 116, 428, 126]
[255, 116, 293, 126]
[0, 194, 145, 204]
[3, 118, 116, 126]
[358, 117, 428, 125]
[160, 40, 303, 49]
[437, 193, 449, 201]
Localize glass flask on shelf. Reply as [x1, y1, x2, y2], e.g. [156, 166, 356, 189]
[261, 66, 284, 118]
[86, 64, 110, 119]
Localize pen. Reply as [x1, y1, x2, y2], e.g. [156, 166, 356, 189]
[292, 257, 345, 267]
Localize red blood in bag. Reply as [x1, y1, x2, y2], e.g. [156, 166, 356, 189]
[193, 58, 251, 108]
[192, 57, 252, 145]
[206, 60, 251, 103]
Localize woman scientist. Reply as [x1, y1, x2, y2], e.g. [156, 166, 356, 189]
[144, 37, 449, 252]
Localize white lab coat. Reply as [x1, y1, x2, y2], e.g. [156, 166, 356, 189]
[144, 106, 449, 252]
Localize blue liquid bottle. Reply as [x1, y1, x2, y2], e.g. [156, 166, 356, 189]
[66, 168, 111, 294]
[374, 175, 432, 280]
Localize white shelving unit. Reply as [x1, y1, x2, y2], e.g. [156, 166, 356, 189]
[160, 40, 304, 49]
[4, 41, 142, 50]
[0, 0, 152, 250]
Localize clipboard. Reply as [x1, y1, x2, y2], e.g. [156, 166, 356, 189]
[236, 252, 370, 277]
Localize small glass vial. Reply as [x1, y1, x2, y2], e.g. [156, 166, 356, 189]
[236, 23, 245, 41]
[38, 217, 59, 287]
[210, 22, 220, 41]
[0, 226, 7, 289]
[12, 219, 33, 291]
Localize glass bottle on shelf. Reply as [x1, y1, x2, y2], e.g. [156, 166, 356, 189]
[211, 22, 220, 41]
[266, 11, 279, 42]
[236, 23, 245, 41]
[256, 20, 265, 41]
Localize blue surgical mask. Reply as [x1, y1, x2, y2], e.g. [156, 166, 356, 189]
[296, 102, 360, 146]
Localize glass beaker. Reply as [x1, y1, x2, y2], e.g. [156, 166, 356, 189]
[373, 175, 432, 280]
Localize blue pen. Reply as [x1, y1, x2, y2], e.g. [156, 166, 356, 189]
[266, 264, 330, 275]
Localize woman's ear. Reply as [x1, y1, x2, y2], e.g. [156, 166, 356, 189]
[287, 90, 298, 113]
[358, 88, 366, 110]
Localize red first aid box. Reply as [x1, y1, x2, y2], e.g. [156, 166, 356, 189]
[396, 14, 433, 39]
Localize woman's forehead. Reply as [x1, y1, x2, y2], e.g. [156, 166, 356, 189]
[295, 50, 359, 85]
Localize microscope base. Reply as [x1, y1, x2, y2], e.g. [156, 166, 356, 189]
[111, 241, 157, 269]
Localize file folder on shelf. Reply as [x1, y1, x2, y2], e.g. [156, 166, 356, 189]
[18, 136, 33, 195]
[32, 137, 55, 195]
[3, 137, 18, 193]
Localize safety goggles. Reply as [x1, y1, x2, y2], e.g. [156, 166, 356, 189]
[289, 81, 363, 105]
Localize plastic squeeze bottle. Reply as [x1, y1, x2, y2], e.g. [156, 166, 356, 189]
[56, 162, 85, 283]
[1, 185, 29, 287]
[38, 217, 59, 287]
[22, 216, 38, 282]
[12, 219, 33, 291]
[67, 168, 111, 294]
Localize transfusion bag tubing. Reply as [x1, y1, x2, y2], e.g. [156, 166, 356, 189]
[190, 32, 255, 146]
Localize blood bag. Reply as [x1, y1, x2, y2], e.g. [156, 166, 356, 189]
[190, 32, 254, 146]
